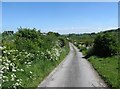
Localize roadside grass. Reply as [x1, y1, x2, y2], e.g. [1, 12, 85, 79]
[88, 56, 119, 88]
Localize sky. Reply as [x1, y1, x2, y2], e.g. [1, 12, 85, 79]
[1, 0, 120, 2]
[2, 2, 118, 34]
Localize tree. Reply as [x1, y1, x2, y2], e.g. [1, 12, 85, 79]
[14, 27, 41, 52]
[93, 33, 117, 57]
[16, 27, 39, 40]
[47, 32, 60, 37]
[2, 31, 14, 37]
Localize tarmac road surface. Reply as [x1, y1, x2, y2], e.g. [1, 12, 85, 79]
[37, 43, 107, 88]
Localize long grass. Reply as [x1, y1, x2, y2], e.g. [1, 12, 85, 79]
[89, 56, 119, 89]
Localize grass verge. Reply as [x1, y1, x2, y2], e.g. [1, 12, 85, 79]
[88, 56, 119, 89]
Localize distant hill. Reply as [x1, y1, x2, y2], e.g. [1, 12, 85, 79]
[67, 28, 119, 46]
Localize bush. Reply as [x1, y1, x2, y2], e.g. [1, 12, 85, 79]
[1, 27, 69, 88]
[58, 38, 65, 47]
[79, 46, 86, 52]
[16, 27, 40, 40]
[14, 28, 41, 53]
[85, 47, 94, 58]
[93, 34, 117, 57]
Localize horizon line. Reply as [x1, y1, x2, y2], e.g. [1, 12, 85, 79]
[1, 27, 118, 35]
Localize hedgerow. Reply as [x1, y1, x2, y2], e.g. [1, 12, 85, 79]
[0, 27, 69, 88]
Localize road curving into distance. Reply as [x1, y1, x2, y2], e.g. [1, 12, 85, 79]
[37, 43, 107, 88]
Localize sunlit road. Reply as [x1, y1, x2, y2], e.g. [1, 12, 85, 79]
[37, 43, 107, 88]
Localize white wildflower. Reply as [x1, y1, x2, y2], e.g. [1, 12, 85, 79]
[24, 61, 27, 64]
[0, 46, 3, 50]
[6, 59, 11, 63]
[1, 66, 6, 71]
[12, 68, 16, 72]
[5, 63, 9, 66]
[15, 82, 19, 86]
[6, 66, 9, 70]
[27, 62, 32, 65]
[3, 50, 7, 54]
[7, 52, 10, 55]
[26, 53, 31, 57]
[11, 73, 16, 78]
[2, 76, 6, 78]
[11, 77, 15, 81]
[30, 71, 32, 74]
[3, 46, 6, 49]
[25, 52, 28, 54]
[13, 58, 16, 60]
[16, 79, 20, 82]
[2, 79, 5, 82]
[20, 69, 24, 72]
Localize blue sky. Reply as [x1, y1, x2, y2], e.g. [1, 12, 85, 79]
[2, 2, 118, 34]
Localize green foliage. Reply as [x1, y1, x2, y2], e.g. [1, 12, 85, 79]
[93, 33, 117, 57]
[67, 33, 97, 57]
[47, 31, 60, 37]
[16, 27, 39, 39]
[58, 37, 66, 47]
[1, 27, 69, 88]
[70, 29, 119, 58]
[68, 33, 96, 46]
[67, 29, 119, 89]
[14, 28, 41, 53]
[85, 47, 94, 58]
[89, 56, 119, 88]
[2, 31, 14, 37]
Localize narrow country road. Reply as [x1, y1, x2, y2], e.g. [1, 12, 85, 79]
[37, 43, 107, 88]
